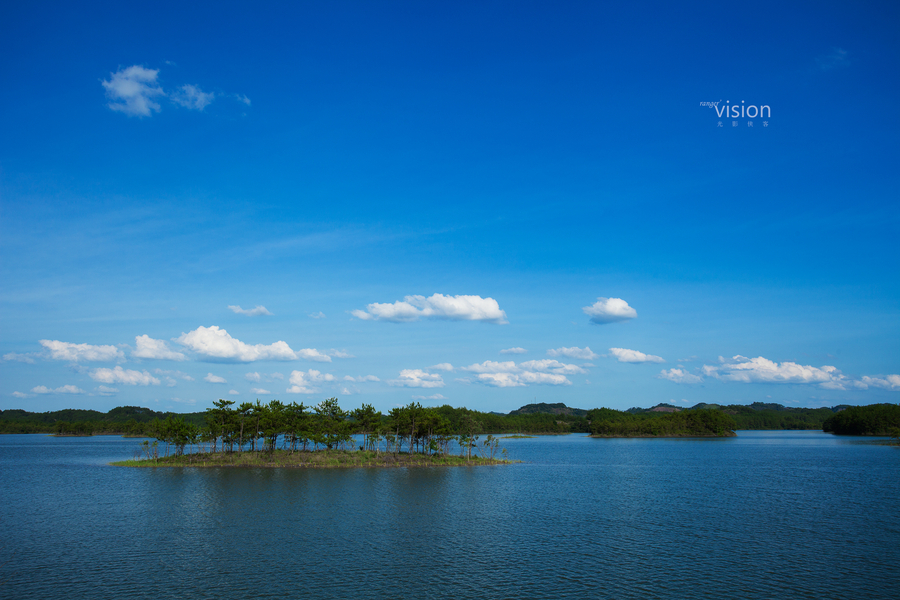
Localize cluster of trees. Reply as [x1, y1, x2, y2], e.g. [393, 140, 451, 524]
[823, 404, 900, 436]
[586, 407, 738, 437]
[140, 399, 503, 461]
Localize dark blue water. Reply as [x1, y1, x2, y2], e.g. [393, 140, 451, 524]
[1, 432, 897, 599]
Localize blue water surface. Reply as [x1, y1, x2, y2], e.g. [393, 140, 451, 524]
[0, 431, 897, 599]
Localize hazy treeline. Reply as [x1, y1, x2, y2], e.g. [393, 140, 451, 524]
[587, 407, 737, 437]
[0, 406, 203, 435]
[823, 404, 900, 436]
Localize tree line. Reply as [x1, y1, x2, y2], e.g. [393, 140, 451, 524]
[587, 407, 738, 437]
[138, 399, 504, 461]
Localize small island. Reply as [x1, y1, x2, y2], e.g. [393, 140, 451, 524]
[112, 398, 513, 468]
[112, 449, 512, 468]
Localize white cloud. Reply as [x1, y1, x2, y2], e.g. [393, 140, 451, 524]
[31, 384, 86, 395]
[860, 375, 900, 391]
[548, 346, 598, 360]
[204, 373, 227, 384]
[228, 389, 240, 395]
[412, 394, 447, 401]
[90, 366, 160, 386]
[102, 65, 165, 117]
[228, 305, 273, 316]
[329, 350, 354, 358]
[286, 369, 335, 394]
[40, 339, 124, 362]
[520, 359, 588, 375]
[3, 352, 36, 363]
[133, 335, 186, 361]
[387, 369, 445, 388]
[235, 93, 251, 106]
[461, 359, 579, 387]
[428, 363, 454, 372]
[97, 386, 119, 395]
[171, 84, 215, 110]
[12, 391, 29, 398]
[309, 311, 326, 319]
[658, 368, 704, 384]
[476, 372, 571, 388]
[352, 293, 508, 324]
[245, 371, 284, 382]
[296, 348, 332, 362]
[176, 325, 329, 362]
[250, 387, 272, 395]
[343, 375, 380, 382]
[703, 356, 843, 386]
[153, 369, 194, 382]
[609, 347, 665, 364]
[583, 297, 637, 324]
[500, 347, 527, 355]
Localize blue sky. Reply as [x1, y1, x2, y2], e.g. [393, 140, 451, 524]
[2, 1, 898, 414]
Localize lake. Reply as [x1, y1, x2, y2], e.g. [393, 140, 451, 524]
[0, 431, 897, 599]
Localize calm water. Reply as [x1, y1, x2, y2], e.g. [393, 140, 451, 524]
[0, 432, 897, 599]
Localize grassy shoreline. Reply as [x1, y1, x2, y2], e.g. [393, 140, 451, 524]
[111, 449, 516, 468]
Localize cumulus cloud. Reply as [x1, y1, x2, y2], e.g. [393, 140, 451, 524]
[40, 340, 124, 362]
[461, 359, 580, 387]
[204, 373, 227, 384]
[228, 305, 273, 316]
[500, 347, 527, 355]
[412, 394, 447, 401]
[133, 335, 186, 361]
[90, 366, 160, 386]
[387, 369, 445, 388]
[12, 391, 30, 398]
[250, 387, 271, 395]
[153, 369, 194, 382]
[31, 384, 86, 395]
[245, 371, 284, 382]
[609, 347, 665, 364]
[351, 294, 508, 324]
[286, 369, 335, 394]
[428, 363, 454, 372]
[309, 312, 326, 319]
[860, 375, 900, 391]
[583, 297, 637, 324]
[329, 350, 354, 359]
[228, 390, 240, 395]
[96, 386, 119, 395]
[171, 84, 215, 110]
[702, 356, 848, 388]
[176, 326, 329, 362]
[548, 346, 598, 360]
[3, 352, 36, 363]
[102, 65, 165, 117]
[658, 368, 704, 384]
[343, 375, 380, 382]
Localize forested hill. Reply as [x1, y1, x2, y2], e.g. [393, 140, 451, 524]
[507, 403, 588, 417]
[0, 406, 205, 434]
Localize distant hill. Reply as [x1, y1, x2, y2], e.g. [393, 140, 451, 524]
[507, 403, 589, 417]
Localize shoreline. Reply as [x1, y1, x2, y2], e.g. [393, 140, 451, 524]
[111, 449, 516, 469]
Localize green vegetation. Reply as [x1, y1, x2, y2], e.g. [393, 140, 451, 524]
[822, 404, 900, 436]
[111, 449, 511, 468]
[0, 406, 203, 435]
[587, 407, 737, 437]
[115, 398, 512, 467]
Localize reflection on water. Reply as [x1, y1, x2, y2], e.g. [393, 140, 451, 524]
[1, 431, 897, 599]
